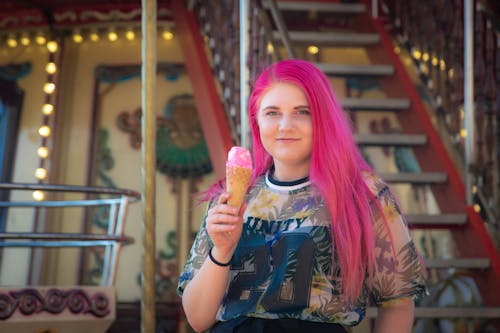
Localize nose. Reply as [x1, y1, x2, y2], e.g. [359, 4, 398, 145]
[278, 114, 294, 131]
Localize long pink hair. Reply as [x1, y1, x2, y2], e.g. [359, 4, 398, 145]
[249, 59, 376, 305]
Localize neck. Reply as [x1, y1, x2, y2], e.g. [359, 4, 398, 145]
[271, 163, 310, 182]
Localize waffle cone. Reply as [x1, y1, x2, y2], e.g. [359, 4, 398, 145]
[226, 165, 252, 209]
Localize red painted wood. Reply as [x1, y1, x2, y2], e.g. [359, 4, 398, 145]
[171, 1, 234, 180]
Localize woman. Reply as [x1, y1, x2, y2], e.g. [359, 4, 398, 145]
[177, 59, 427, 333]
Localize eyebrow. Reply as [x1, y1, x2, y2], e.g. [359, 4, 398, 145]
[261, 105, 310, 110]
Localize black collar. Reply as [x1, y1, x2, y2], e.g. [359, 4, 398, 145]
[267, 165, 310, 187]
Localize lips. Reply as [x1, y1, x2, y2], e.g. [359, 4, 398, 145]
[276, 137, 299, 141]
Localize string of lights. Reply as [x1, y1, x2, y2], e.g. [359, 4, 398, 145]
[33, 38, 59, 201]
[0, 25, 175, 200]
[1, 25, 175, 48]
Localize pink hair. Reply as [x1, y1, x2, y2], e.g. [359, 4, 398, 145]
[248, 59, 377, 305]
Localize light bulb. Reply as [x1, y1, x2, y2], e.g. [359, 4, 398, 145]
[42, 103, 54, 115]
[162, 29, 174, 40]
[7, 34, 18, 48]
[43, 82, 56, 94]
[90, 31, 99, 42]
[448, 68, 454, 79]
[73, 30, 84, 43]
[46, 41, 58, 53]
[125, 29, 135, 41]
[35, 33, 47, 45]
[35, 168, 47, 179]
[38, 125, 51, 137]
[440, 60, 446, 71]
[45, 62, 57, 74]
[20, 33, 31, 46]
[307, 45, 319, 55]
[473, 204, 481, 213]
[33, 190, 45, 201]
[266, 42, 274, 54]
[108, 30, 118, 42]
[37, 146, 49, 158]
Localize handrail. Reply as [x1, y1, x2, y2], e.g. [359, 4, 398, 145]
[0, 182, 139, 287]
[266, 0, 295, 58]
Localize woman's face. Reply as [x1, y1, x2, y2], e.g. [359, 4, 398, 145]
[257, 82, 313, 178]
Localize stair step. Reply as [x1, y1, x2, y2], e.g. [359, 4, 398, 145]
[274, 31, 380, 46]
[366, 307, 500, 318]
[380, 172, 448, 184]
[315, 63, 394, 76]
[355, 133, 427, 146]
[425, 258, 490, 269]
[341, 97, 411, 111]
[263, 1, 366, 14]
[406, 213, 468, 227]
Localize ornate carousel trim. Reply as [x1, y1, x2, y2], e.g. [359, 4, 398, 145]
[0, 3, 172, 30]
[0, 288, 111, 320]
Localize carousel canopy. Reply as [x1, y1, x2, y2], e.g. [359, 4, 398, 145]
[0, 0, 172, 33]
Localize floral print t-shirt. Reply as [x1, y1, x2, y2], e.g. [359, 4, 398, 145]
[177, 171, 427, 326]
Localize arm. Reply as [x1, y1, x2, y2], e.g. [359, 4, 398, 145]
[366, 177, 426, 333]
[182, 193, 244, 332]
[182, 248, 232, 332]
[373, 297, 415, 333]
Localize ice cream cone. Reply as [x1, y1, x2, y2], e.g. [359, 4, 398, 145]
[226, 146, 253, 210]
[226, 165, 252, 209]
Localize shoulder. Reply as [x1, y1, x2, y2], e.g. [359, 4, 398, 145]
[361, 170, 389, 199]
[361, 170, 404, 221]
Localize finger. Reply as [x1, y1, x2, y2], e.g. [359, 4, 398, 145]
[218, 192, 230, 204]
[206, 222, 236, 233]
[209, 204, 238, 217]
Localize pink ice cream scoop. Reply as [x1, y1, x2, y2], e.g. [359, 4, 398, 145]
[226, 146, 253, 169]
[226, 146, 253, 209]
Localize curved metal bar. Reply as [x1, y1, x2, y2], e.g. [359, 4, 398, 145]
[0, 182, 139, 287]
[0, 182, 141, 199]
[0, 198, 126, 207]
[0, 240, 132, 247]
[0, 233, 133, 242]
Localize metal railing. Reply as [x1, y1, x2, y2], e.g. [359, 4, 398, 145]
[0, 183, 140, 287]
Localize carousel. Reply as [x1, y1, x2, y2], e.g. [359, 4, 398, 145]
[0, 0, 215, 332]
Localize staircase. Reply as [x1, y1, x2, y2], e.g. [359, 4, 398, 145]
[173, 0, 500, 331]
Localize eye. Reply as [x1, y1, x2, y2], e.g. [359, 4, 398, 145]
[264, 110, 279, 116]
[296, 108, 310, 115]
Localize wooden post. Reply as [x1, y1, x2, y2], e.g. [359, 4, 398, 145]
[141, 0, 157, 332]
